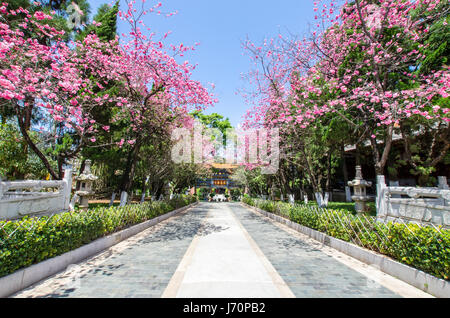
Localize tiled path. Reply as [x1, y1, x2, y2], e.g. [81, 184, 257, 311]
[13, 203, 432, 298]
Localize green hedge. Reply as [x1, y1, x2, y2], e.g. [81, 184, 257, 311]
[243, 197, 450, 281]
[0, 196, 197, 278]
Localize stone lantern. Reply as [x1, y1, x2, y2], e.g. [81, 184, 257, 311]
[348, 166, 372, 213]
[75, 160, 98, 210]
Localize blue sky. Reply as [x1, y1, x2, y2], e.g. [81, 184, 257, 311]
[87, 0, 317, 127]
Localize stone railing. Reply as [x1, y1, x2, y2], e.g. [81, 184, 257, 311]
[0, 169, 72, 220]
[376, 176, 449, 228]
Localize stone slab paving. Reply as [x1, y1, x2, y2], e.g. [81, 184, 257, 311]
[230, 203, 428, 298]
[13, 205, 209, 298]
[163, 203, 293, 298]
[12, 202, 432, 298]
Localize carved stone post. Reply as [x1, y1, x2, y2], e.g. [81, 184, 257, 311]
[438, 176, 448, 206]
[63, 169, 73, 211]
[376, 175, 387, 218]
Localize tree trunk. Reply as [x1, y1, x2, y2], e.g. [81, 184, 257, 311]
[341, 145, 349, 184]
[371, 124, 394, 175]
[120, 141, 142, 193]
[141, 176, 150, 203]
[325, 151, 332, 193]
[22, 97, 33, 149]
[15, 106, 59, 180]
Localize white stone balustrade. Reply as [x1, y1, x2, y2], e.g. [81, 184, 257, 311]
[376, 175, 450, 228]
[0, 169, 72, 220]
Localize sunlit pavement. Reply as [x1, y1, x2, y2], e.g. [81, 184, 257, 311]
[13, 202, 432, 298]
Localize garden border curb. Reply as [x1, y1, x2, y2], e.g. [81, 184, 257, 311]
[0, 201, 199, 298]
[241, 202, 449, 298]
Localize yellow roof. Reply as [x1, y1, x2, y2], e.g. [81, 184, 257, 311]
[206, 163, 240, 170]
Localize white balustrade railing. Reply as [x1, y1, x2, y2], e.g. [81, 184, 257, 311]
[376, 175, 449, 228]
[0, 169, 72, 220]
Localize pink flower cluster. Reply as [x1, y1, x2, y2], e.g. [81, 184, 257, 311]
[242, 0, 449, 133]
[0, 1, 216, 146]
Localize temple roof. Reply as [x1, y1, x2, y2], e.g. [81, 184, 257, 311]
[206, 163, 240, 170]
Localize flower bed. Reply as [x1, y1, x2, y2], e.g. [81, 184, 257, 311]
[0, 196, 197, 278]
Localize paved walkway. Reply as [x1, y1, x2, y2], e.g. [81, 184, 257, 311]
[13, 203, 432, 298]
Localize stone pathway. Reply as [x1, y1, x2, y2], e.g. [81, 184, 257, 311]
[232, 204, 402, 298]
[13, 203, 432, 298]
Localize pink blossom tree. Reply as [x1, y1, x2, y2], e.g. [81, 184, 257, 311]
[243, 0, 449, 177]
[0, 1, 215, 183]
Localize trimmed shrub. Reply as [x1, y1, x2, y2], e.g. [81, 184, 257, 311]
[0, 196, 197, 278]
[243, 197, 449, 281]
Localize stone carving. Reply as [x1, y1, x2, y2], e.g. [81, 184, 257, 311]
[348, 166, 372, 213]
[377, 175, 449, 228]
[0, 169, 72, 220]
[75, 160, 98, 210]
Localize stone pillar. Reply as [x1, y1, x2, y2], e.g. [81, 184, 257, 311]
[376, 175, 387, 218]
[438, 176, 449, 189]
[304, 194, 308, 205]
[62, 169, 73, 211]
[438, 176, 448, 206]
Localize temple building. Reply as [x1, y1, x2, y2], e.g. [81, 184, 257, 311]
[195, 163, 240, 194]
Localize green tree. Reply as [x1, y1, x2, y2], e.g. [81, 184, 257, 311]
[76, 2, 119, 42]
[0, 123, 50, 180]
